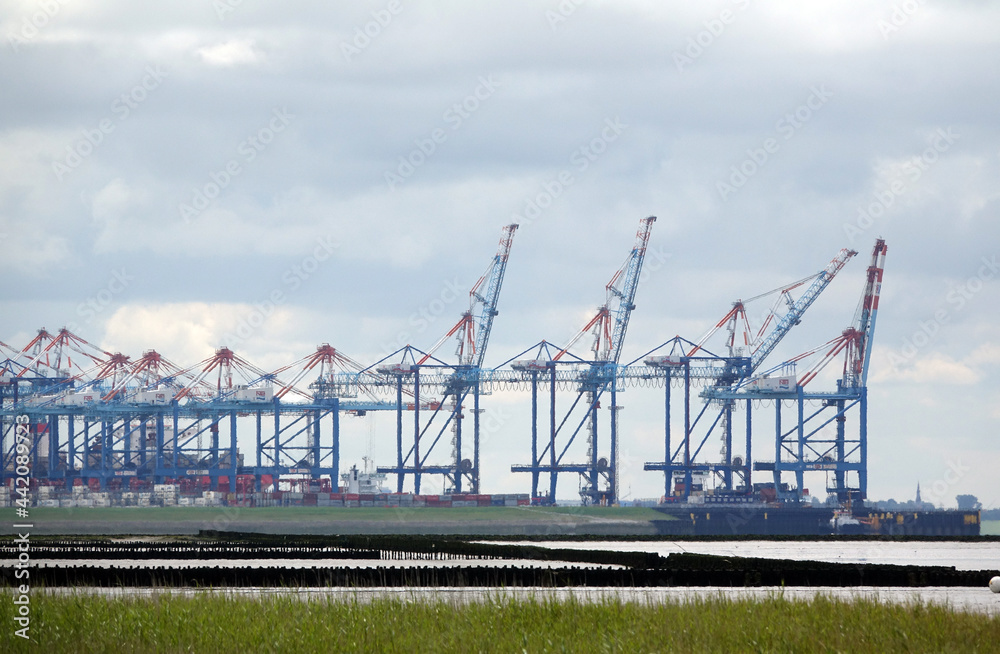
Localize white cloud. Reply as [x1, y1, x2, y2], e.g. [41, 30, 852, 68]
[877, 351, 981, 386]
[3, 0, 1000, 503]
[197, 39, 261, 67]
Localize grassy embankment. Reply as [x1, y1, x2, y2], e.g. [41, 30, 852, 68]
[3, 593, 998, 653]
[981, 520, 1000, 536]
[12, 505, 667, 524]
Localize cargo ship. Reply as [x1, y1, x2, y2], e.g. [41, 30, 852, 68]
[646, 476, 981, 536]
[648, 503, 980, 536]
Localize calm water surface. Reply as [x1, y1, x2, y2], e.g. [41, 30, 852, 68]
[485, 540, 1000, 571]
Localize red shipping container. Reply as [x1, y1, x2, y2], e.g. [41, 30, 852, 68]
[344, 494, 360, 501]
[477, 498, 492, 507]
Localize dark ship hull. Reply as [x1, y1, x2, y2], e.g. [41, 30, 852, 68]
[651, 505, 981, 536]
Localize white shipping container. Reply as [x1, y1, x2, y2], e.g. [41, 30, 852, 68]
[61, 392, 99, 406]
[645, 354, 684, 367]
[235, 387, 274, 403]
[752, 375, 797, 392]
[135, 390, 175, 405]
[512, 358, 550, 371]
[59, 499, 76, 508]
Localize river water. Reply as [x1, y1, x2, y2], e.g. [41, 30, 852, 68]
[482, 540, 1000, 571]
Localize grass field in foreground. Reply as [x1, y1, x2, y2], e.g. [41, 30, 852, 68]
[981, 520, 1000, 536]
[4, 593, 998, 653]
[14, 505, 668, 524]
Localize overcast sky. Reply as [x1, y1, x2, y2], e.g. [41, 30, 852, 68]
[2, 1, 998, 507]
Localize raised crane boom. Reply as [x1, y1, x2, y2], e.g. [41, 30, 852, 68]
[749, 247, 857, 374]
[419, 223, 519, 367]
[607, 216, 657, 364]
[467, 223, 519, 368]
[555, 216, 657, 364]
[851, 238, 888, 387]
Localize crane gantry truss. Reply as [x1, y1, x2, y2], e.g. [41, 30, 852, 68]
[0, 224, 885, 505]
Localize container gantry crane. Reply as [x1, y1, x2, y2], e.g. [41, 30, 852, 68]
[643, 247, 857, 501]
[511, 216, 656, 505]
[376, 224, 519, 494]
[752, 239, 887, 502]
[1, 227, 892, 506]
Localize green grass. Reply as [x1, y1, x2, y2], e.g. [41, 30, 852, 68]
[3, 593, 998, 653]
[981, 520, 1000, 536]
[13, 505, 667, 524]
